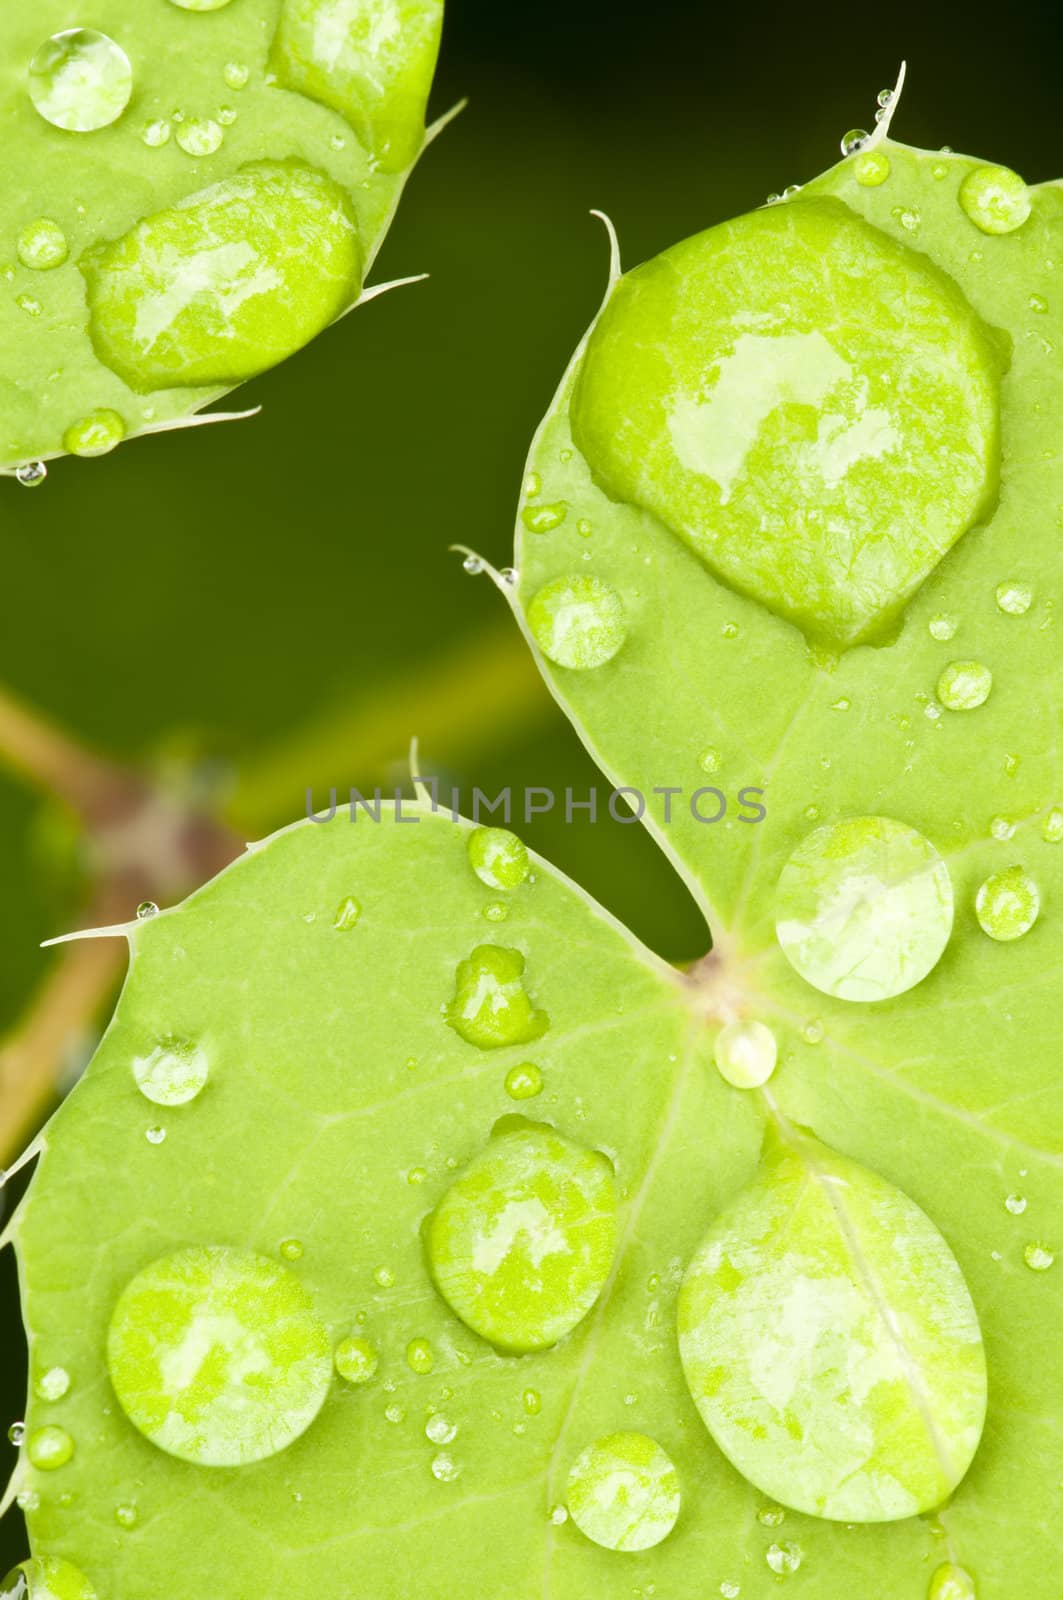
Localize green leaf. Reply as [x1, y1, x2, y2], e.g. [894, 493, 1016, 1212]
[0, 0, 444, 474]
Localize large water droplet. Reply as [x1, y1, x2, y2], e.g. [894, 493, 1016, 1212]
[224, 62, 251, 90]
[959, 165, 1031, 235]
[974, 866, 1040, 942]
[937, 660, 992, 711]
[34, 1366, 71, 1402]
[27, 1425, 74, 1470]
[928, 1563, 977, 1600]
[527, 574, 627, 670]
[132, 1035, 209, 1106]
[714, 1019, 777, 1089]
[467, 827, 530, 891]
[28, 30, 132, 132]
[17, 220, 68, 272]
[82, 161, 362, 392]
[565, 1432, 680, 1552]
[840, 128, 868, 155]
[406, 1337, 434, 1374]
[775, 816, 954, 1002]
[678, 1128, 986, 1521]
[107, 1245, 332, 1465]
[62, 409, 126, 458]
[7, 1423, 24, 1447]
[426, 1119, 617, 1352]
[445, 944, 549, 1049]
[1, 1559, 97, 1600]
[334, 1335, 378, 1384]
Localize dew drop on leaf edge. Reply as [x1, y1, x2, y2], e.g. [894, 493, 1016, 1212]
[527, 574, 627, 671]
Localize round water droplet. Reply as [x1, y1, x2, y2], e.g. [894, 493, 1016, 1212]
[1005, 1193, 1027, 1215]
[713, 1019, 777, 1089]
[929, 613, 958, 641]
[175, 118, 224, 157]
[527, 575, 627, 670]
[136, 901, 159, 920]
[334, 1335, 378, 1384]
[16, 295, 42, 318]
[468, 827, 530, 891]
[720, 1585, 741, 1599]
[462, 553, 484, 574]
[974, 866, 1040, 941]
[523, 1388, 542, 1415]
[426, 1120, 617, 1353]
[34, 1366, 71, 1402]
[765, 1543, 804, 1576]
[224, 62, 250, 90]
[522, 502, 568, 534]
[141, 119, 171, 148]
[1024, 1242, 1054, 1271]
[169, 0, 235, 9]
[757, 1504, 786, 1527]
[446, 944, 549, 1050]
[15, 1490, 39, 1513]
[959, 165, 1031, 235]
[504, 1062, 543, 1101]
[430, 1450, 461, 1482]
[132, 1035, 209, 1106]
[995, 581, 1032, 615]
[406, 1338, 434, 1375]
[27, 1425, 74, 1470]
[145, 1125, 167, 1145]
[1042, 807, 1063, 843]
[7, 1423, 24, 1447]
[114, 1503, 138, 1529]
[17, 220, 68, 272]
[28, 30, 133, 132]
[840, 128, 868, 155]
[937, 660, 992, 711]
[425, 1413, 456, 1444]
[217, 107, 238, 127]
[565, 1432, 680, 1553]
[107, 1245, 332, 1465]
[333, 895, 361, 930]
[279, 1238, 303, 1261]
[928, 1562, 977, 1600]
[15, 462, 47, 489]
[776, 816, 953, 1002]
[1, 1559, 96, 1600]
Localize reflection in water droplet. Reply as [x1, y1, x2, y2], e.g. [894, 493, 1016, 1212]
[757, 1504, 786, 1526]
[14, 1490, 39, 1513]
[996, 581, 1032, 615]
[974, 866, 1040, 942]
[989, 816, 1016, 842]
[936, 660, 992, 711]
[17, 220, 68, 272]
[482, 901, 508, 923]
[28, 30, 133, 132]
[776, 816, 953, 1002]
[504, 1062, 543, 1101]
[1005, 1193, 1027, 1215]
[840, 128, 868, 155]
[136, 901, 159, 920]
[334, 1335, 378, 1384]
[959, 165, 1031, 235]
[61, 408, 127, 458]
[107, 1245, 332, 1465]
[406, 1338, 434, 1375]
[698, 746, 721, 774]
[714, 1020, 777, 1089]
[566, 1432, 680, 1552]
[34, 1367, 71, 1402]
[133, 1036, 209, 1106]
[522, 502, 568, 534]
[765, 1542, 804, 1576]
[523, 1388, 542, 1415]
[15, 462, 47, 489]
[16, 295, 42, 318]
[7, 1423, 25, 1447]
[1023, 1242, 1054, 1272]
[468, 827, 530, 891]
[928, 1562, 977, 1600]
[27, 1425, 74, 1470]
[176, 118, 224, 156]
[527, 575, 627, 670]
[446, 944, 549, 1050]
[720, 1584, 741, 1599]
[333, 895, 361, 930]
[1, 1559, 97, 1600]
[426, 1120, 617, 1353]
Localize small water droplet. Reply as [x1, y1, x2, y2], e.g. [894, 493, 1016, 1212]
[446, 944, 548, 1049]
[330, 133, 346, 151]
[1041, 807, 1063, 843]
[523, 1388, 542, 1416]
[840, 128, 868, 156]
[929, 613, 958, 641]
[224, 61, 250, 90]
[714, 1019, 777, 1090]
[3, 1560, 95, 1599]
[1005, 1193, 1027, 1215]
[176, 118, 224, 156]
[462, 553, 484, 574]
[142, 119, 172, 148]
[15, 461, 47, 489]
[430, 1450, 461, 1482]
[975, 866, 1040, 941]
[333, 895, 361, 931]
[406, 1338, 434, 1375]
[217, 106, 238, 127]
[16, 294, 43, 318]
[34, 1366, 71, 1402]
[996, 581, 1032, 615]
[27, 1425, 74, 1470]
[566, 1433, 680, 1552]
[114, 1502, 138, 1529]
[504, 1061, 543, 1100]
[698, 746, 721, 774]
[62, 408, 126, 458]
[937, 660, 992, 711]
[1024, 1242, 1054, 1272]
[528, 574, 627, 670]
[425, 1413, 457, 1445]
[876, 87, 894, 107]
[757, 1504, 786, 1527]
[279, 1238, 303, 1261]
[133, 1036, 209, 1106]
[765, 1542, 804, 1576]
[928, 1562, 977, 1600]
[136, 901, 159, 920]
[17, 219, 68, 272]
[522, 502, 568, 534]
[468, 827, 530, 891]
[145, 1126, 167, 1145]
[7, 1423, 25, 1447]
[373, 1265, 395, 1288]
[990, 815, 1016, 842]
[721, 621, 740, 640]
[334, 1336, 378, 1384]
[499, 566, 518, 586]
[28, 30, 133, 132]
[959, 165, 1031, 235]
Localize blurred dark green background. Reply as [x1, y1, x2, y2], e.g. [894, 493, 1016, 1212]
[2, 0, 1061, 1569]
